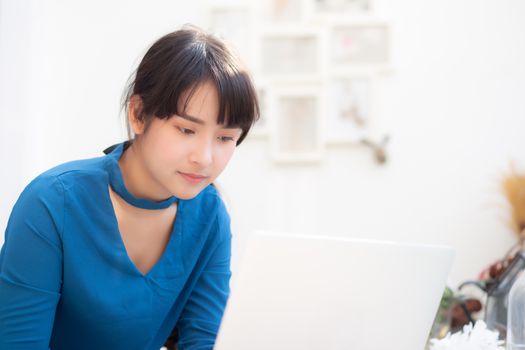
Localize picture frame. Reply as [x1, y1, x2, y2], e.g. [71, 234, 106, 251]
[206, 0, 389, 158]
[268, 86, 324, 163]
[329, 22, 389, 69]
[257, 0, 306, 23]
[312, 0, 371, 13]
[207, 4, 256, 69]
[246, 79, 271, 139]
[324, 75, 373, 144]
[259, 28, 323, 80]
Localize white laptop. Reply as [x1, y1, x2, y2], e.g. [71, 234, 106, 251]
[214, 231, 455, 350]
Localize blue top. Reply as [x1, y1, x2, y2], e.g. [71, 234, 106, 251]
[0, 142, 232, 350]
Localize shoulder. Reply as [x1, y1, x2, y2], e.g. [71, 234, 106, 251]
[15, 154, 107, 211]
[16, 173, 65, 214]
[9, 170, 69, 245]
[26, 154, 108, 193]
[39, 155, 107, 181]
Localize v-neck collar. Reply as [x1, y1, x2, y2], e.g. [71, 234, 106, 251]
[102, 141, 186, 281]
[104, 141, 179, 210]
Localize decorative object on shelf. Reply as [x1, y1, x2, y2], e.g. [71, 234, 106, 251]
[502, 166, 525, 246]
[428, 320, 504, 350]
[426, 166, 525, 347]
[476, 167, 525, 334]
[360, 134, 389, 164]
[504, 167, 525, 349]
[437, 166, 525, 339]
[457, 252, 525, 337]
[428, 287, 483, 344]
[449, 298, 482, 332]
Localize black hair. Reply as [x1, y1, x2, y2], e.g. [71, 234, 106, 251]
[122, 25, 259, 146]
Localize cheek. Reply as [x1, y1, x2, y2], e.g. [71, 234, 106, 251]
[156, 130, 186, 156]
[215, 146, 236, 170]
[148, 144, 182, 174]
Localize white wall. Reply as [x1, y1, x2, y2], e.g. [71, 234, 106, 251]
[1, 0, 524, 286]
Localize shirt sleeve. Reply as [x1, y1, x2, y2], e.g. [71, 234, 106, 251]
[0, 175, 64, 350]
[176, 203, 232, 350]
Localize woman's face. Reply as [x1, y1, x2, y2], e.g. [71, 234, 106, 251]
[132, 81, 242, 200]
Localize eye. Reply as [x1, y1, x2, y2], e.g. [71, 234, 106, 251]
[177, 126, 195, 135]
[218, 136, 235, 143]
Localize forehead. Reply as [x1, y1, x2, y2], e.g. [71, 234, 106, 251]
[180, 81, 219, 111]
[177, 81, 240, 129]
[177, 81, 219, 119]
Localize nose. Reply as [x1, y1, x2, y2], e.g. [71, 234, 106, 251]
[189, 138, 213, 167]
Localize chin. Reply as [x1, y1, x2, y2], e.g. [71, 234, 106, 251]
[176, 192, 199, 200]
[172, 186, 207, 200]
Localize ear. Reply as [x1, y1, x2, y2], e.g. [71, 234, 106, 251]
[128, 95, 146, 135]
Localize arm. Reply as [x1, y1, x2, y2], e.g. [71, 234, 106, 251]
[176, 208, 232, 350]
[0, 176, 64, 349]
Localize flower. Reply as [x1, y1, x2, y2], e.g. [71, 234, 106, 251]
[429, 320, 504, 350]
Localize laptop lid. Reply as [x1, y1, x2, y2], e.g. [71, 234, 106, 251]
[214, 231, 455, 350]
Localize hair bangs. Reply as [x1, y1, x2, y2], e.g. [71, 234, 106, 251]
[123, 26, 260, 145]
[148, 44, 209, 119]
[209, 54, 259, 145]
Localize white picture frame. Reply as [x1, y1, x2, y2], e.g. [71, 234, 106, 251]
[207, 4, 255, 69]
[259, 28, 323, 80]
[329, 22, 389, 69]
[312, 0, 371, 13]
[268, 86, 324, 163]
[324, 75, 373, 144]
[205, 0, 390, 157]
[257, 0, 306, 23]
[246, 79, 271, 139]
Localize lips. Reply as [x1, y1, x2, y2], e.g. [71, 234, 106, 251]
[178, 171, 208, 184]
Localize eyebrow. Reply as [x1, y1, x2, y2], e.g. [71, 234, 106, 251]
[176, 113, 242, 130]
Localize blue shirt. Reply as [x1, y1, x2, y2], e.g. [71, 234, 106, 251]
[0, 141, 232, 350]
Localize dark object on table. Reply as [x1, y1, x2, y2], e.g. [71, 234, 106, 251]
[459, 251, 525, 337]
[450, 298, 482, 331]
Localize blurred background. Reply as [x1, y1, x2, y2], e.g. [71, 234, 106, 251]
[1, 0, 524, 289]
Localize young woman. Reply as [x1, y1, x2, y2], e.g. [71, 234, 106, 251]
[0, 26, 259, 350]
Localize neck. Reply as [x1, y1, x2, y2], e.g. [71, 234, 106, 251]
[118, 141, 172, 203]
